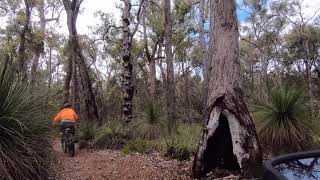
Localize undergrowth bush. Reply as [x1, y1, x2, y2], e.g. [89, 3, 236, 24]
[164, 124, 202, 160]
[122, 138, 164, 154]
[130, 103, 165, 140]
[78, 121, 98, 149]
[0, 63, 51, 179]
[92, 122, 129, 149]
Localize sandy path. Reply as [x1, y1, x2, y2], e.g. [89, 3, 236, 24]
[52, 139, 191, 180]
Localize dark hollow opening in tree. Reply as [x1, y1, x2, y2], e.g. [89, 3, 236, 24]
[202, 113, 240, 176]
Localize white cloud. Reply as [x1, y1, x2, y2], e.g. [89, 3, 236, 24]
[76, 0, 121, 35]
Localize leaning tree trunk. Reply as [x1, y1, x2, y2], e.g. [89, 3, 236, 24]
[122, 0, 135, 123]
[63, 0, 99, 121]
[192, 0, 262, 178]
[164, 0, 177, 134]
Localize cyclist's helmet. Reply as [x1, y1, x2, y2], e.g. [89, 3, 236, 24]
[64, 102, 71, 108]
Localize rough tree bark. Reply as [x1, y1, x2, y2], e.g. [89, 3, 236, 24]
[63, 0, 99, 121]
[18, 0, 31, 80]
[121, 0, 135, 123]
[192, 0, 262, 178]
[164, 0, 176, 133]
[63, 40, 73, 103]
[72, 59, 80, 112]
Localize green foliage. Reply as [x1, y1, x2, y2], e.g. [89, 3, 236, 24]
[130, 103, 165, 140]
[78, 121, 98, 149]
[92, 122, 129, 149]
[79, 121, 97, 141]
[164, 124, 202, 160]
[253, 87, 317, 154]
[122, 138, 163, 155]
[0, 62, 51, 179]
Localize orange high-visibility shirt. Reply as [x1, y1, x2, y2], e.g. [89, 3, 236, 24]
[53, 108, 79, 125]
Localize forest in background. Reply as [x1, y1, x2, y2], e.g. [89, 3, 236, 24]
[1, 0, 320, 179]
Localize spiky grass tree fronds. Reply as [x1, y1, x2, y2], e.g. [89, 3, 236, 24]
[253, 87, 316, 155]
[130, 103, 165, 140]
[0, 63, 50, 179]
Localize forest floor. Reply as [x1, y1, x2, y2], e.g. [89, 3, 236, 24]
[51, 139, 192, 180]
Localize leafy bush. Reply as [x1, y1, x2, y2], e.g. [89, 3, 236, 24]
[130, 103, 165, 140]
[253, 87, 317, 155]
[77, 121, 98, 149]
[92, 122, 129, 149]
[0, 63, 51, 179]
[164, 124, 202, 160]
[122, 138, 163, 154]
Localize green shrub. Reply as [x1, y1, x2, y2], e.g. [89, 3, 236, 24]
[0, 63, 51, 179]
[122, 138, 163, 154]
[77, 121, 98, 149]
[164, 124, 202, 160]
[130, 103, 165, 140]
[253, 87, 317, 155]
[78, 121, 97, 141]
[93, 122, 129, 149]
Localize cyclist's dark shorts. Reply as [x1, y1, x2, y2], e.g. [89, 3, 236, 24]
[60, 120, 76, 134]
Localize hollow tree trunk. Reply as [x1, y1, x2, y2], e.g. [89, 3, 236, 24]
[192, 0, 262, 178]
[122, 0, 134, 123]
[164, 0, 177, 133]
[18, 0, 31, 80]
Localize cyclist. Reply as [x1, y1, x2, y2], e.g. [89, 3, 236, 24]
[53, 102, 79, 144]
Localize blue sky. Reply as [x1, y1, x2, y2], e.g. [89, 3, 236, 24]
[203, 0, 250, 31]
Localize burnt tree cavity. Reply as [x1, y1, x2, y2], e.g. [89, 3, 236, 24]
[203, 113, 240, 175]
[192, 0, 262, 178]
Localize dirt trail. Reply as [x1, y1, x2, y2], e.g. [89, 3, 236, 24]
[52, 139, 191, 180]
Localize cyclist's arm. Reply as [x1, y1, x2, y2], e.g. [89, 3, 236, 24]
[73, 110, 79, 121]
[53, 112, 61, 125]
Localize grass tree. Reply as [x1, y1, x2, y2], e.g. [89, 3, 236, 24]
[0, 62, 50, 179]
[254, 87, 317, 155]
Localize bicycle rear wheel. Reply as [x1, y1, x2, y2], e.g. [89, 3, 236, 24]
[67, 133, 75, 157]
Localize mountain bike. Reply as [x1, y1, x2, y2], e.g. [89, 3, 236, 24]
[60, 121, 76, 157]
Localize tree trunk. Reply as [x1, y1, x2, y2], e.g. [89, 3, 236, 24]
[122, 0, 135, 123]
[31, 0, 46, 84]
[158, 44, 167, 86]
[199, 0, 208, 106]
[64, 40, 73, 103]
[164, 0, 176, 134]
[304, 39, 314, 118]
[142, 7, 157, 100]
[72, 60, 80, 112]
[48, 47, 53, 90]
[18, 0, 31, 80]
[192, 0, 262, 178]
[31, 52, 41, 84]
[63, 0, 99, 121]
[183, 63, 191, 123]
